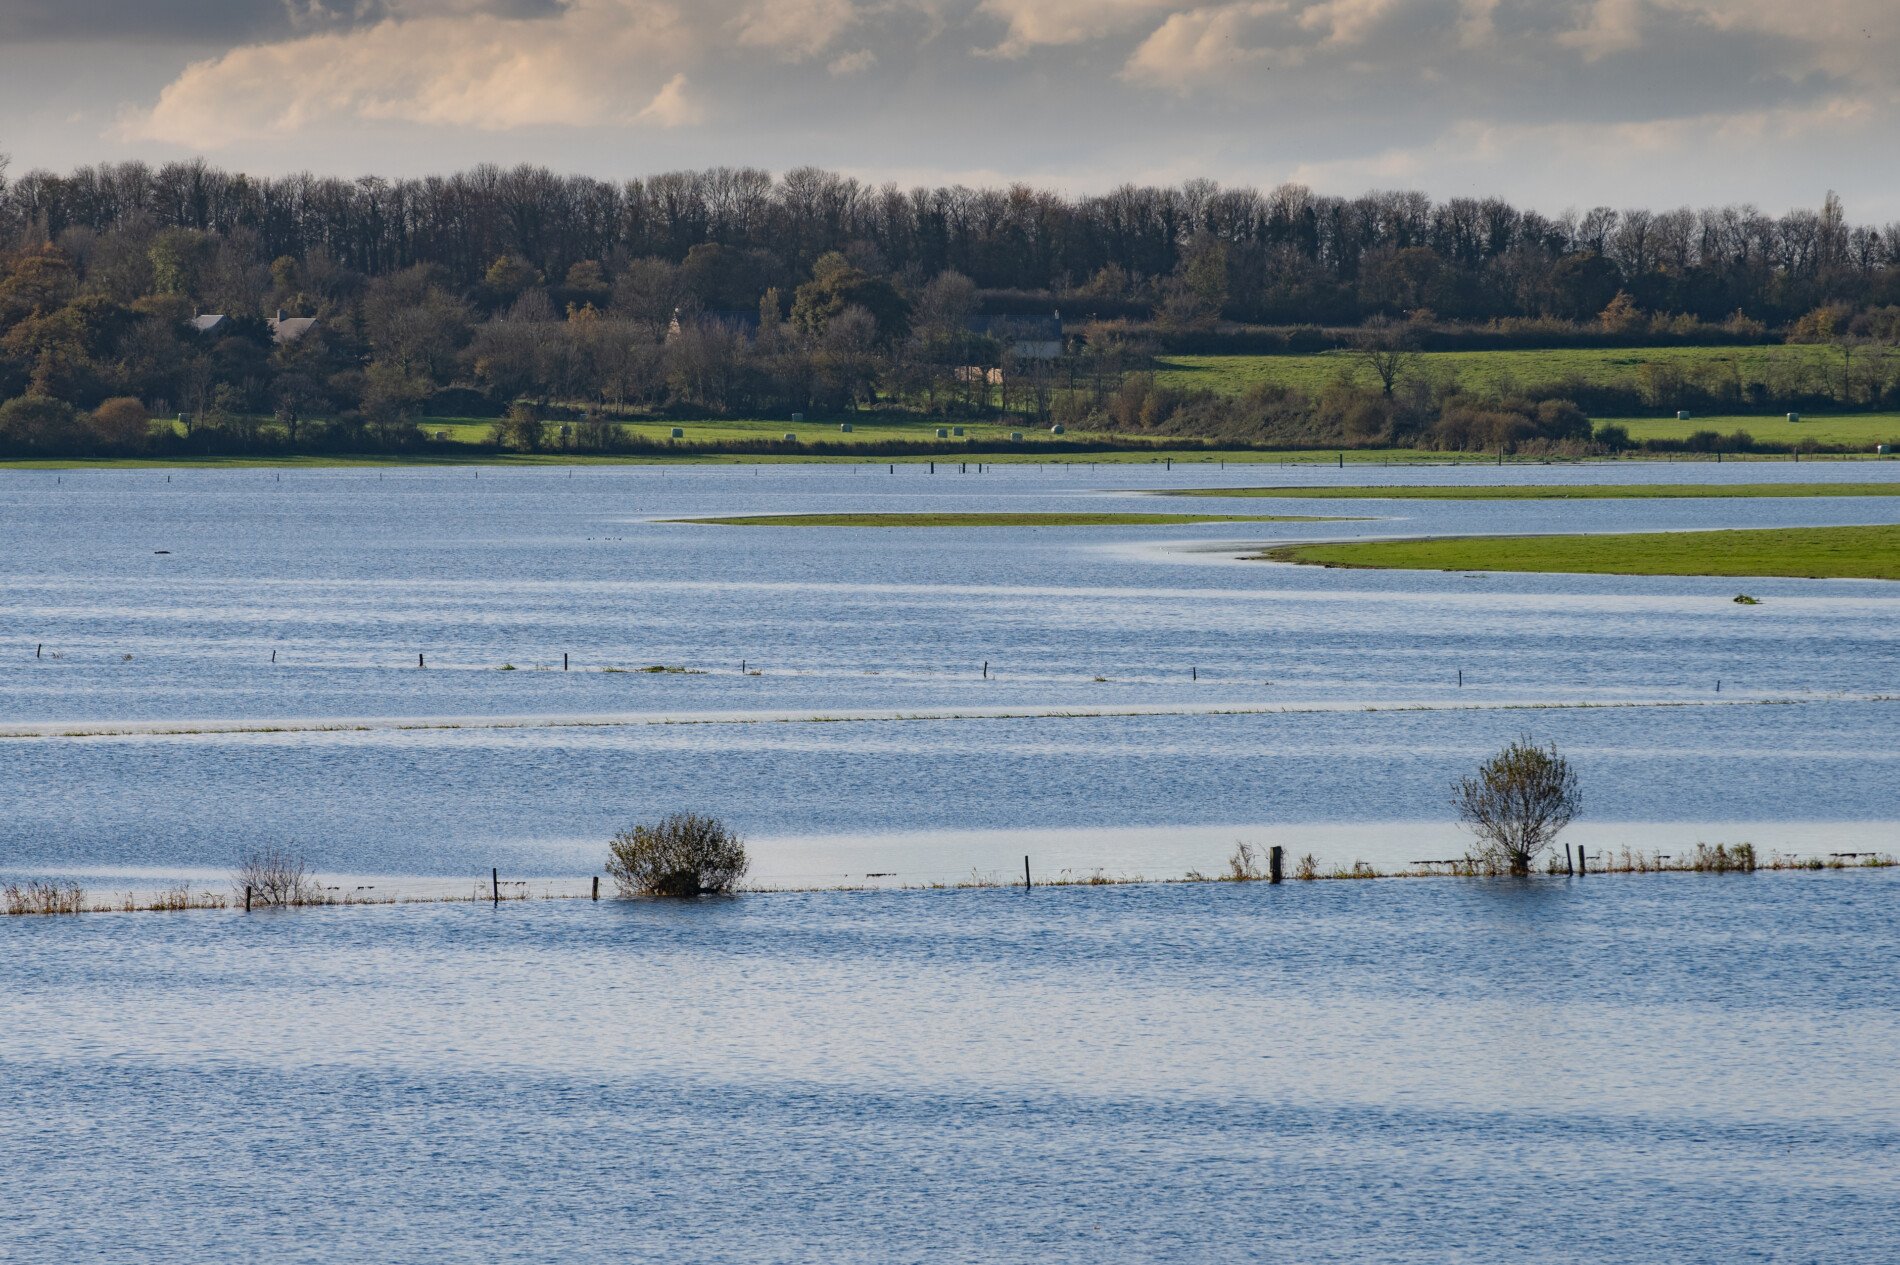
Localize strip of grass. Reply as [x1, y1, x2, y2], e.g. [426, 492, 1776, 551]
[674, 512, 1342, 527]
[1155, 345, 1847, 396]
[1169, 482, 1900, 500]
[1261, 524, 1900, 580]
[1601, 413, 1900, 446]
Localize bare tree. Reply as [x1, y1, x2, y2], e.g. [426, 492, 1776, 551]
[1454, 738, 1581, 875]
[1352, 318, 1419, 397]
[232, 845, 320, 906]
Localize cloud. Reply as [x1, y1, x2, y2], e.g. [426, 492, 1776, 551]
[975, 0, 1177, 56]
[1556, 0, 1645, 60]
[733, 0, 861, 59]
[123, 0, 697, 144]
[1123, 5, 1291, 91]
[634, 72, 702, 126]
[827, 48, 878, 75]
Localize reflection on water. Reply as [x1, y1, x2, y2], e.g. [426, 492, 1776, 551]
[4, 876, 1898, 1263]
[5, 464, 1899, 1261]
[2, 464, 1898, 887]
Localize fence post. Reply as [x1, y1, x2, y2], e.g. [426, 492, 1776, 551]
[492, 867, 499, 904]
[592, 875, 599, 902]
[1024, 856, 1031, 889]
[245, 885, 252, 913]
[1269, 846, 1284, 884]
[1577, 847, 1587, 876]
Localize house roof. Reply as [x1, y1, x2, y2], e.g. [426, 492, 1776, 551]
[269, 315, 319, 344]
[190, 314, 229, 334]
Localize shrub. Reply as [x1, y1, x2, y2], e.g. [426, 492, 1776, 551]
[233, 845, 320, 906]
[89, 397, 152, 449]
[607, 812, 749, 897]
[1454, 737, 1581, 876]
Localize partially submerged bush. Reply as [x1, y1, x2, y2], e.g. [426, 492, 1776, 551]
[607, 813, 749, 897]
[1454, 737, 1581, 876]
[233, 846, 320, 906]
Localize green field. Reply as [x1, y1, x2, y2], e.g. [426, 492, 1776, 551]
[674, 512, 1339, 527]
[1599, 413, 1900, 447]
[1155, 345, 1847, 396]
[1168, 483, 1900, 501]
[1261, 524, 1900, 580]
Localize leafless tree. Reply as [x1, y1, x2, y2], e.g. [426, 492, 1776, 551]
[233, 845, 320, 906]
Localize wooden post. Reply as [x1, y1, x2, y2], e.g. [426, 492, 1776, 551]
[492, 867, 499, 904]
[1564, 845, 1574, 876]
[1191, 666, 1197, 681]
[418, 653, 425, 668]
[1024, 856, 1031, 889]
[1269, 846, 1284, 884]
[1457, 669, 1462, 687]
[983, 661, 988, 679]
[1577, 848, 1587, 876]
[592, 875, 599, 902]
[563, 653, 569, 671]
[36, 644, 42, 659]
[245, 885, 252, 913]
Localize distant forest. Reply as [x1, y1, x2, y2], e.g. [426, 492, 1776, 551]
[4, 157, 1900, 458]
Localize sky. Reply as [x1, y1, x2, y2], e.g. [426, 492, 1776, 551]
[1, 0, 1896, 218]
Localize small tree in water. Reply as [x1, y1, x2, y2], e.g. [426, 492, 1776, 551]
[607, 813, 749, 897]
[1454, 738, 1581, 875]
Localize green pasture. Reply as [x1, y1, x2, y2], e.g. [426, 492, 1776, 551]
[1168, 483, 1900, 501]
[1155, 345, 1848, 397]
[1600, 413, 1900, 447]
[1261, 524, 1900, 581]
[673, 512, 1341, 527]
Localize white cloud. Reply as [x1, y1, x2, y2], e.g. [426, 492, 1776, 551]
[1123, 4, 1290, 91]
[734, 0, 861, 59]
[124, 0, 696, 145]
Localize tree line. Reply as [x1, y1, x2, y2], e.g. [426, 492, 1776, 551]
[3, 154, 1900, 458]
[7, 158, 1898, 325]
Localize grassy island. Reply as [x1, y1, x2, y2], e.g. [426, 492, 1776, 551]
[1170, 483, 1900, 501]
[1260, 524, 1900, 580]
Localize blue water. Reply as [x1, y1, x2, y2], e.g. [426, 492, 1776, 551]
[4, 461, 1900, 1262]
[2, 462, 1897, 886]
[4, 873, 1897, 1263]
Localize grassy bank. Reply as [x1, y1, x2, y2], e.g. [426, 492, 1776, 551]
[673, 512, 1341, 527]
[1262, 524, 1900, 580]
[1602, 413, 1900, 447]
[1169, 482, 1900, 501]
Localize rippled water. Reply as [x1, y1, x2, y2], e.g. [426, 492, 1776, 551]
[4, 461, 1900, 1262]
[2, 461, 1897, 887]
[6, 874, 1898, 1263]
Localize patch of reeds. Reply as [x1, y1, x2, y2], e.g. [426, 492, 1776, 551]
[4, 880, 87, 915]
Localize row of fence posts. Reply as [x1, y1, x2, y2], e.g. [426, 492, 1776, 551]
[235, 843, 1621, 912]
[28, 645, 1742, 696]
